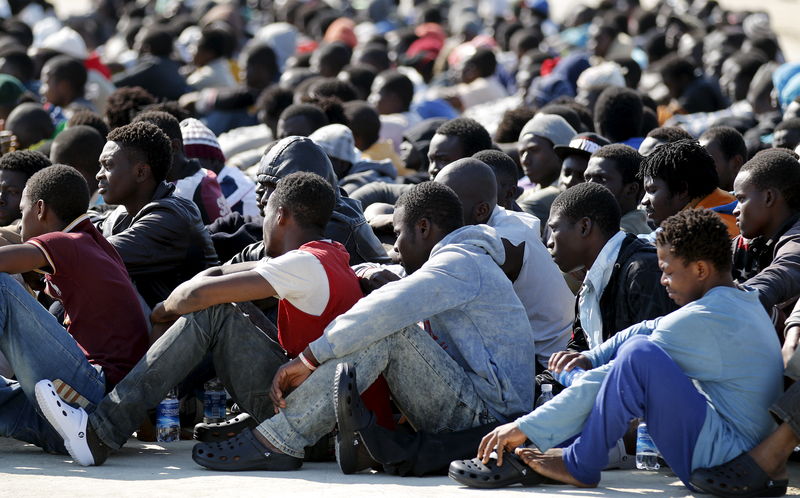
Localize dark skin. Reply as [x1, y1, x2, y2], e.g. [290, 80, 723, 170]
[583, 157, 641, 215]
[427, 133, 467, 179]
[641, 176, 690, 227]
[699, 137, 743, 192]
[277, 115, 315, 139]
[368, 77, 406, 116]
[0, 169, 28, 226]
[558, 154, 589, 191]
[517, 134, 560, 186]
[435, 161, 525, 281]
[97, 141, 159, 220]
[478, 245, 736, 487]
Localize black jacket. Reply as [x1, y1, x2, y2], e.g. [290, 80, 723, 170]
[567, 233, 677, 351]
[93, 182, 219, 308]
[112, 55, 189, 101]
[228, 136, 390, 265]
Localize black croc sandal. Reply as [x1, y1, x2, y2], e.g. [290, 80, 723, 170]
[192, 428, 302, 471]
[449, 452, 546, 489]
[333, 362, 379, 474]
[194, 413, 258, 442]
[690, 453, 788, 497]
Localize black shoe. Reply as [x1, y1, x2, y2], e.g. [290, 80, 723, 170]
[194, 413, 258, 442]
[192, 428, 303, 471]
[333, 363, 379, 474]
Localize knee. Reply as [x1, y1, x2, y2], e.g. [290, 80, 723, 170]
[616, 336, 667, 367]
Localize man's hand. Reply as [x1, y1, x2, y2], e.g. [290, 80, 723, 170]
[477, 422, 528, 466]
[359, 268, 401, 294]
[548, 351, 592, 373]
[783, 325, 800, 368]
[368, 214, 394, 234]
[151, 301, 181, 324]
[269, 358, 313, 413]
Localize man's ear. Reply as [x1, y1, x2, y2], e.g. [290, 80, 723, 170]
[35, 199, 46, 221]
[764, 187, 778, 208]
[417, 217, 431, 239]
[475, 201, 492, 224]
[622, 181, 642, 201]
[693, 260, 710, 281]
[578, 216, 593, 237]
[275, 205, 288, 225]
[134, 162, 153, 184]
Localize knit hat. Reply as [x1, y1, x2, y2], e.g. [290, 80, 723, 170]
[576, 62, 626, 91]
[518, 113, 577, 146]
[308, 124, 359, 164]
[553, 132, 611, 160]
[180, 118, 226, 163]
[0, 74, 25, 107]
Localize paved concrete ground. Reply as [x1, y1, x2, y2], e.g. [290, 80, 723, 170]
[3, 436, 800, 497]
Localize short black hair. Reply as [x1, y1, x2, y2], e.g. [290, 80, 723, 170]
[495, 107, 537, 143]
[436, 118, 493, 156]
[25, 165, 89, 222]
[659, 54, 697, 81]
[68, 110, 109, 137]
[309, 77, 359, 102]
[256, 84, 294, 126]
[279, 103, 329, 130]
[700, 126, 747, 161]
[472, 149, 519, 184]
[50, 125, 105, 178]
[0, 150, 50, 179]
[106, 121, 172, 183]
[0, 49, 34, 82]
[592, 144, 643, 184]
[197, 25, 235, 59]
[245, 43, 279, 78]
[105, 86, 157, 130]
[132, 110, 182, 145]
[315, 41, 352, 75]
[395, 181, 464, 234]
[638, 139, 719, 199]
[139, 26, 174, 58]
[775, 117, 800, 133]
[739, 148, 800, 210]
[43, 56, 86, 96]
[646, 126, 693, 143]
[594, 86, 643, 142]
[550, 182, 621, 238]
[270, 171, 335, 230]
[375, 70, 414, 110]
[338, 64, 376, 99]
[465, 47, 497, 78]
[343, 100, 380, 148]
[656, 209, 732, 272]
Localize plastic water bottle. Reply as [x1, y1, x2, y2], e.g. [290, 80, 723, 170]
[636, 422, 660, 470]
[156, 388, 180, 443]
[535, 384, 554, 408]
[203, 378, 227, 424]
[553, 367, 586, 387]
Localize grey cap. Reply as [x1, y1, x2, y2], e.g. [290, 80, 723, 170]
[518, 113, 577, 146]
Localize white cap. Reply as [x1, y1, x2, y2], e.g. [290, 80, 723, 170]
[541, 384, 553, 392]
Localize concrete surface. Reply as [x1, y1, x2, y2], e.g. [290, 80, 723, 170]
[3, 436, 800, 497]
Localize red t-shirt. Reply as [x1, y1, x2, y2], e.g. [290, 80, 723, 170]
[27, 215, 149, 387]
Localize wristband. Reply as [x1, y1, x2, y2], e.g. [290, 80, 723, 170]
[298, 351, 317, 371]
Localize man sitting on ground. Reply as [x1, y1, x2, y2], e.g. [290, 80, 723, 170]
[452, 209, 782, 493]
[0, 165, 148, 454]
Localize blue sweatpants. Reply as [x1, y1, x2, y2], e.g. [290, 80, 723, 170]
[562, 335, 707, 487]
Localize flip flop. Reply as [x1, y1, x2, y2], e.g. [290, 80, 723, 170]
[690, 453, 788, 497]
[194, 413, 258, 442]
[192, 428, 302, 471]
[449, 452, 546, 488]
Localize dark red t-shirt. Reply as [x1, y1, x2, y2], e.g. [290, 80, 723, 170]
[27, 215, 149, 387]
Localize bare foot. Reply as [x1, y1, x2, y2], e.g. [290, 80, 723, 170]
[748, 423, 796, 481]
[251, 429, 286, 455]
[515, 447, 597, 488]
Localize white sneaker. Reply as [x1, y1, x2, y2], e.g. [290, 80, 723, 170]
[35, 379, 95, 466]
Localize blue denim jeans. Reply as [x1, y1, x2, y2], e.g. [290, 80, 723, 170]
[90, 303, 288, 449]
[257, 325, 495, 458]
[0, 273, 106, 453]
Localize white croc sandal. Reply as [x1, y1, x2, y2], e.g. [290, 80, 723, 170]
[35, 379, 95, 466]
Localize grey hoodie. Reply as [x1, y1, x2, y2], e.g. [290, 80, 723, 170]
[309, 224, 536, 419]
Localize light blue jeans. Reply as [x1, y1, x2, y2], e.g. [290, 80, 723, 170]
[0, 273, 106, 453]
[257, 325, 495, 458]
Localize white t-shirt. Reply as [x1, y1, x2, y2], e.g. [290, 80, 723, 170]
[488, 206, 575, 365]
[253, 249, 330, 316]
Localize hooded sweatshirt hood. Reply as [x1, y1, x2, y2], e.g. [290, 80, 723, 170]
[431, 224, 506, 266]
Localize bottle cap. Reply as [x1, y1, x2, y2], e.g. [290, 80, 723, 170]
[541, 384, 552, 392]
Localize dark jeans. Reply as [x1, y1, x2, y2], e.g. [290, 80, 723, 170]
[90, 303, 287, 449]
